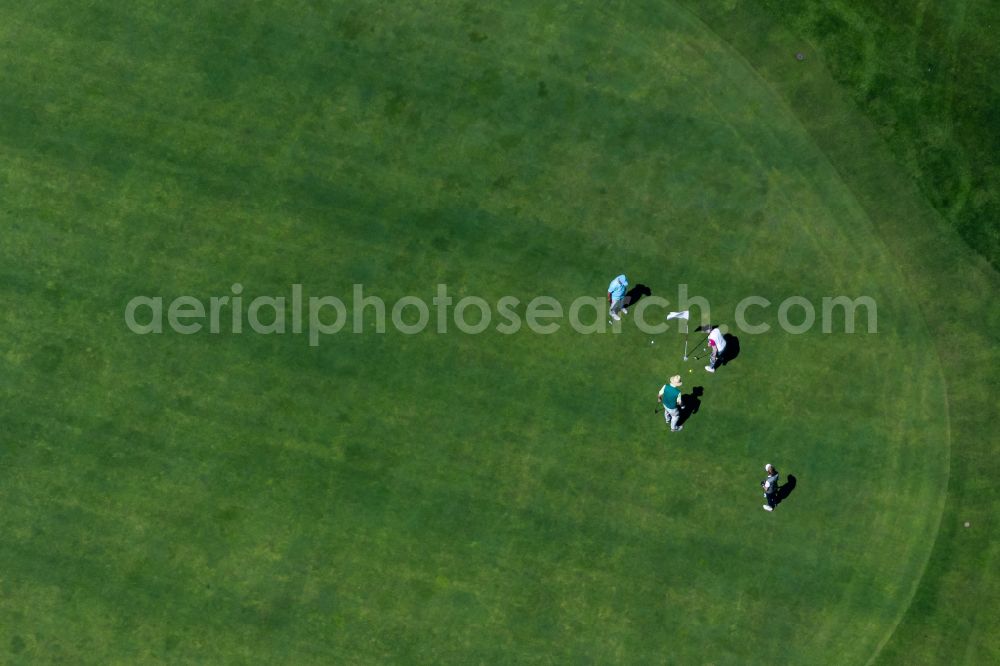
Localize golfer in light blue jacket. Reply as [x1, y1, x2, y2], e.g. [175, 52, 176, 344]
[607, 274, 629, 320]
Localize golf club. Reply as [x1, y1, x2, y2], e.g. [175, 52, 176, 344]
[688, 334, 709, 355]
[691, 347, 711, 361]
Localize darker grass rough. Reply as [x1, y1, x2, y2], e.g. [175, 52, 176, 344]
[756, 0, 1000, 270]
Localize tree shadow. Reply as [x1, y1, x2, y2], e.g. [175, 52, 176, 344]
[719, 333, 741, 367]
[623, 283, 651, 308]
[676, 386, 704, 427]
[776, 474, 797, 505]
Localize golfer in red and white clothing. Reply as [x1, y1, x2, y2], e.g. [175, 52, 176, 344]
[705, 326, 726, 373]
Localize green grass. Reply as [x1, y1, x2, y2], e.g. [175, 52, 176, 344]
[0, 1, 995, 663]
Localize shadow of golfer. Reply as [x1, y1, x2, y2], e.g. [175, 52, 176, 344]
[676, 386, 704, 427]
[624, 283, 652, 308]
[719, 333, 741, 367]
[776, 474, 797, 505]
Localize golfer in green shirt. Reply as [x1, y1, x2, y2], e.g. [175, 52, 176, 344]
[657, 375, 684, 432]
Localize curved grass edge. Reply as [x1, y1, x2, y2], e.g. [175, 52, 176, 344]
[674, 2, 1000, 663]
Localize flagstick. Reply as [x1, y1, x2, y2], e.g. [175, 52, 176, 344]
[683, 319, 689, 361]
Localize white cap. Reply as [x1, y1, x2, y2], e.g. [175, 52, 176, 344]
[764, 464, 772, 471]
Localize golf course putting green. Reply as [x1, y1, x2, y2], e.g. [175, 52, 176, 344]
[0, 1, 994, 663]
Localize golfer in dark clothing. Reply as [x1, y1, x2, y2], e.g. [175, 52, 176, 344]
[762, 464, 779, 512]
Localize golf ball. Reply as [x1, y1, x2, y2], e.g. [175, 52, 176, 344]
[689, 369, 693, 373]
[650, 340, 654, 345]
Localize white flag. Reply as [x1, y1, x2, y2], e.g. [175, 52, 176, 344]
[666, 311, 689, 320]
